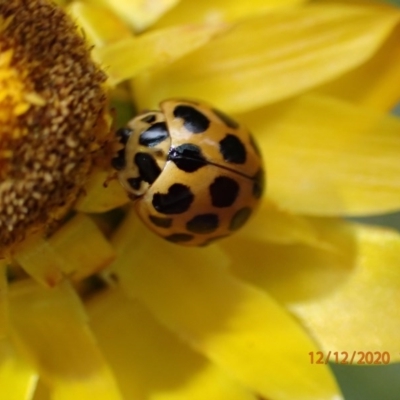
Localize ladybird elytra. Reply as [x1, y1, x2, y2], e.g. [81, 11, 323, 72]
[112, 99, 265, 246]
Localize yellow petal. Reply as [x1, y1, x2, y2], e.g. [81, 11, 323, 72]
[154, 0, 307, 28]
[12, 234, 64, 288]
[48, 214, 116, 281]
[221, 218, 354, 305]
[133, 3, 400, 113]
[12, 214, 115, 285]
[107, 210, 342, 400]
[0, 262, 7, 338]
[293, 221, 400, 363]
[237, 197, 324, 246]
[86, 0, 180, 32]
[0, 339, 38, 400]
[8, 280, 123, 400]
[32, 381, 51, 400]
[75, 170, 129, 213]
[242, 93, 400, 216]
[319, 21, 400, 111]
[98, 22, 229, 85]
[67, 2, 132, 47]
[87, 288, 259, 400]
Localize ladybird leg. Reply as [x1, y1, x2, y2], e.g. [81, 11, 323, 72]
[127, 192, 140, 201]
[103, 171, 118, 188]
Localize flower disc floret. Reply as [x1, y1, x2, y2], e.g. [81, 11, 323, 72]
[0, 0, 108, 251]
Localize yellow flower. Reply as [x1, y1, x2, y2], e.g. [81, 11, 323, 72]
[0, 0, 109, 255]
[2, 1, 400, 400]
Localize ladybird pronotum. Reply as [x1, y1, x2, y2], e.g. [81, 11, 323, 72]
[112, 99, 265, 247]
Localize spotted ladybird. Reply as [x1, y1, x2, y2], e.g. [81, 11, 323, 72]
[112, 99, 265, 246]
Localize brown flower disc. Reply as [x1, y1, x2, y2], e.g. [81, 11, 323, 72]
[0, 0, 109, 252]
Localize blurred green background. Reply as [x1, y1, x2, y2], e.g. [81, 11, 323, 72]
[332, 363, 400, 400]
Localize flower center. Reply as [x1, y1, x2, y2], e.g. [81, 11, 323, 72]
[0, 0, 109, 253]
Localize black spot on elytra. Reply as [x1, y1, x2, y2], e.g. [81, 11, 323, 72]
[186, 213, 219, 234]
[219, 134, 246, 164]
[212, 108, 239, 129]
[165, 233, 194, 243]
[127, 177, 142, 191]
[152, 183, 194, 214]
[252, 168, 265, 199]
[139, 122, 169, 147]
[230, 207, 252, 231]
[173, 105, 210, 133]
[134, 152, 161, 184]
[115, 127, 131, 145]
[168, 143, 207, 172]
[149, 215, 173, 228]
[249, 134, 262, 157]
[140, 113, 156, 124]
[209, 176, 239, 207]
[111, 149, 126, 171]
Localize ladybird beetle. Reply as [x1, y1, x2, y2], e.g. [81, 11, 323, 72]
[112, 99, 265, 246]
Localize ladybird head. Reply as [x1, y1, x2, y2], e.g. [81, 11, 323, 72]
[112, 110, 171, 198]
